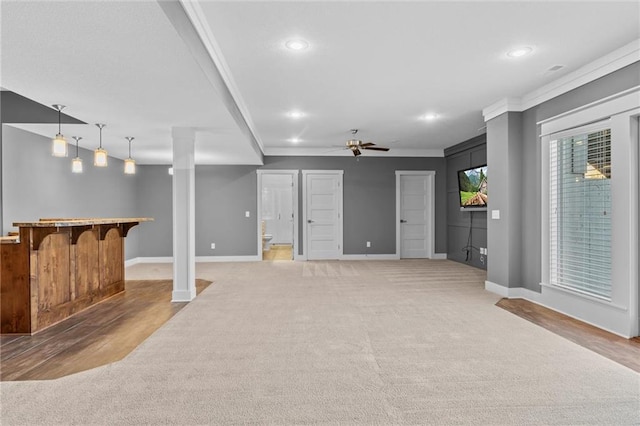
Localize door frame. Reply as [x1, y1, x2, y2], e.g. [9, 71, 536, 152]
[257, 170, 299, 260]
[395, 170, 436, 259]
[302, 170, 344, 261]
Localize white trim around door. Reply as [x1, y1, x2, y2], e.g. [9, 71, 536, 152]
[302, 170, 344, 260]
[395, 171, 436, 259]
[257, 170, 300, 260]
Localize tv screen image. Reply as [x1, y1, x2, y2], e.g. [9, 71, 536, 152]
[458, 165, 487, 209]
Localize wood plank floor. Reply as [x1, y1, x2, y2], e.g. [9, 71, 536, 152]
[497, 298, 640, 373]
[262, 244, 293, 261]
[0, 279, 211, 381]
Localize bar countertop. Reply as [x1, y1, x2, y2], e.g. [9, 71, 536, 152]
[12, 217, 154, 227]
[0, 236, 19, 244]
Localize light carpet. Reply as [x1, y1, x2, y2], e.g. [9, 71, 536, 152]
[1, 260, 638, 425]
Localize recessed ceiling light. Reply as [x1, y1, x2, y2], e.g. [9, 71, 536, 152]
[288, 137, 301, 143]
[507, 47, 533, 58]
[285, 39, 309, 51]
[287, 110, 305, 119]
[422, 113, 439, 121]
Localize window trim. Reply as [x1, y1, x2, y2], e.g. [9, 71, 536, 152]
[539, 87, 639, 338]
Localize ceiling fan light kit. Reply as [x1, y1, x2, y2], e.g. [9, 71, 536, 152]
[344, 129, 390, 157]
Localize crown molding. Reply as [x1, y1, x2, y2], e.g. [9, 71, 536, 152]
[264, 147, 444, 158]
[483, 38, 640, 122]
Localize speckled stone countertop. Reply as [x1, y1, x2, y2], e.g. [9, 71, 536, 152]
[12, 218, 153, 227]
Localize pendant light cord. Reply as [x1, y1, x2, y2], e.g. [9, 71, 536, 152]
[125, 137, 134, 158]
[58, 108, 61, 134]
[72, 136, 82, 157]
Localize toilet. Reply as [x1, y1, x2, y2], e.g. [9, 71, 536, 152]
[261, 221, 273, 251]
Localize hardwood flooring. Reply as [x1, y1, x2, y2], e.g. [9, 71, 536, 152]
[0, 279, 211, 381]
[497, 298, 640, 373]
[262, 244, 293, 261]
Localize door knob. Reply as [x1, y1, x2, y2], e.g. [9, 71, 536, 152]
[400, 219, 407, 223]
[307, 219, 314, 223]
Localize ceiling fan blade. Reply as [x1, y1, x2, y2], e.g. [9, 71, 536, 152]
[352, 148, 361, 156]
[360, 142, 376, 147]
[363, 146, 390, 151]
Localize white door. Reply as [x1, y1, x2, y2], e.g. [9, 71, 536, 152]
[304, 171, 343, 260]
[398, 172, 434, 259]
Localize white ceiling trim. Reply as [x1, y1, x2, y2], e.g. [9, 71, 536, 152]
[264, 147, 444, 158]
[162, 0, 264, 158]
[483, 38, 640, 122]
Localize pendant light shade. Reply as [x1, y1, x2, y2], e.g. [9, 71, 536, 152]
[71, 136, 83, 173]
[124, 137, 136, 175]
[94, 124, 108, 167]
[52, 104, 68, 157]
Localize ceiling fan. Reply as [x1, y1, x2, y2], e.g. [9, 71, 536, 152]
[345, 129, 390, 157]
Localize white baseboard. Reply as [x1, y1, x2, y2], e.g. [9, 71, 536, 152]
[485, 280, 510, 298]
[171, 289, 196, 302]
[341, 254, 400, 260]
[431, 253, 447, 260]
[196, 255, 261, 262]
[124, 258, 139, 267]
[127, 256, 263, 265]
[125, 257, 173, 267]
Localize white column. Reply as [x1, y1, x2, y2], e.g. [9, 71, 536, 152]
[171, 127, 196, 302]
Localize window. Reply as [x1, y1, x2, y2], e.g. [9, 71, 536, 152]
[549, 128, 612, 299]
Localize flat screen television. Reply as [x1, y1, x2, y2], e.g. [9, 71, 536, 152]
[457, 165, 488, 210]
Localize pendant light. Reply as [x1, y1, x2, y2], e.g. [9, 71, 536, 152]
[94, 123, 108, 167]
[51, 104, 68, 157]
[124, 137, 136, 175]
[71, 136, 83, 173]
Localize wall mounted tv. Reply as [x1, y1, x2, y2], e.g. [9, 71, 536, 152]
[457, 165, 488, 211]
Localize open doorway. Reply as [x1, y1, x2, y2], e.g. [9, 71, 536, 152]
[257, 170, 299, 261]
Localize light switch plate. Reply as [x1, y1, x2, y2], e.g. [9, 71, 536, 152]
[491, 210, 500, 220]
[245, 211, 250, 218]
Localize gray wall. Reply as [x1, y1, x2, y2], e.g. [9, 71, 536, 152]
[135, 165, 173, 257]
[196, 165, 258, 256]
[444, 134, 487, 269]
[1, 125, 140, 259]
[136, 155, 447, 258]
[264, 156, 446, 256]
[488, 61, 640, 292]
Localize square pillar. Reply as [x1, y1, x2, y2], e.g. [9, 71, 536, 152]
[171, 127, 196, 302]
[486, 112, 523, 291]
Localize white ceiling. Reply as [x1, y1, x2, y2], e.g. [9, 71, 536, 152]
[2, 1, 639, 164]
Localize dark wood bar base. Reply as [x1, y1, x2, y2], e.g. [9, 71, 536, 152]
[1, 218, 150, 334]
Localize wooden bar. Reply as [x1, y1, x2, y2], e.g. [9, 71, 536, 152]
[1, 218, 152, 334]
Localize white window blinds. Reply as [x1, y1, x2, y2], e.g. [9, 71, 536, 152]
[549, 128, 612, 299]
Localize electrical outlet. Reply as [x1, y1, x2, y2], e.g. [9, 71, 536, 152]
[480, 255, 485, 265]
[210, 243, 215, 249]
[245, 211, 250, 218]
[366, 241, 371, 248]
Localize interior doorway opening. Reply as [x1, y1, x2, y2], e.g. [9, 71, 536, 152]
[257, 170, 299, 261]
